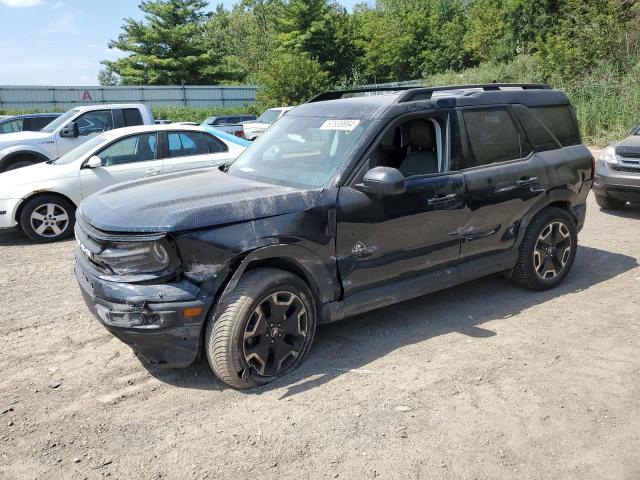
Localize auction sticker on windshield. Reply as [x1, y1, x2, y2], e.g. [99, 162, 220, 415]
[320, 119, 360, 132]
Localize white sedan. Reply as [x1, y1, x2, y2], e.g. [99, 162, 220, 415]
[0, 124, 247, 242]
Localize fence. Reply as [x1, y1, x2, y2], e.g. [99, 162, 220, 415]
[0, 85, 257, 111]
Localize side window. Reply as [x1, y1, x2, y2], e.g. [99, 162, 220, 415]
[463, 108, 531, 167]
[512, 105, 559, 152]
[75, 110, 113, 136]
[531, 106, 581, 147]
[204, 133, 227, 153]
[167, 131, 210, 158]
[123, 108, 143, 127]
[0, 119, 23, 134]
[98, 133, 158, 166]
[31, 117, 55, 130]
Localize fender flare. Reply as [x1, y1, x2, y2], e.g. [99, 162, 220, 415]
[0, 147, 51, 171]
[219, 244, 337, 308]
[515, 187, 578, 246]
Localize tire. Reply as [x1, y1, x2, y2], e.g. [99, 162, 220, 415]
[511, 207, 577, 291]
[595, 194, 626, 210]
[5, 160, 35, 171]
[205, 268, 317, 389]
[19, 194, 76, 243]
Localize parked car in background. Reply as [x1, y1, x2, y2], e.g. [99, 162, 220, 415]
[0, 113, 62, 135]
[203, 115, 256, 138]
[241, 107, 292, 140]
[74, 84, 592, 389]
[0, 124, 246, 242]
[593, 124, 640, 209]
[0, 104, 154, 172]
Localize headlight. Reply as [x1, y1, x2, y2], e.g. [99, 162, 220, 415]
[93, 241, 172, 275]
[599, 146, 618, 165]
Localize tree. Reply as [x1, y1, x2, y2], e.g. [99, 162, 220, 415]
[97, 67, 120, 86]
[101, 0, 221, 85]
[256, 52, 330, 106]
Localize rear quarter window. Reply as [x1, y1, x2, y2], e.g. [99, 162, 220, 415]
[123, 108, 143, 127]
[531, 106, 580, 147]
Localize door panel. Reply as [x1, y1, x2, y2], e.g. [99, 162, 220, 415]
[336, 174, 469, 297]
[460, 155, 547, 258]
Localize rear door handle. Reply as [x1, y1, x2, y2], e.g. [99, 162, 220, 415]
[515, 177, 539, 187]
[427, 193, 457, 206]
[146, 168, 161, 176]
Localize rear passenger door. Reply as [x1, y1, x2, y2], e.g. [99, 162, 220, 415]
[458, 106, 547, 258]
[162, 130, 234, 173]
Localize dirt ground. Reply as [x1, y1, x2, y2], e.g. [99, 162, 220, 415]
[1, 193, 639, 480]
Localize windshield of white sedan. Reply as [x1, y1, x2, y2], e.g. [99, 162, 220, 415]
[53, 134, 108, 165]
[41, 108, 79, 133]
[228, 116, 369, 188]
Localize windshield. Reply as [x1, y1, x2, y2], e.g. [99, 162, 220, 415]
[41, 108, 79, 132]
[256, 109, 281, 124]
[53, 134, 109, 165]
[228, 116, 369, 188]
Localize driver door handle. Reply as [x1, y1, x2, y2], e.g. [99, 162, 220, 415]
[427, 193, 457, 206]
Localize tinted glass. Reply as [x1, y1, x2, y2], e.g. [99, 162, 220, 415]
[76, 110, 113, 136]
[167, 131, 209, 158]
[0, 119, 23, 134]
[123, 108, 143, 126]
[98, 133, 158, 166]
[204, 133, 226, 153]
[512, 105, 559, 152]
[30, 117, 57, 130]
[463, 108, 530, 167]
[531, 106, 580, 147]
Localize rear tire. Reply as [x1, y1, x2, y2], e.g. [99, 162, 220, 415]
[511, 207, 577, 291]
[19, 194, 76, 243]
[595, 194, 626, 210]
[5, 160, 35, 171]
[205, 268, 317, 389]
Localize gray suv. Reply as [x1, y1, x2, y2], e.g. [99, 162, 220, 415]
[593, 125, 640, 209]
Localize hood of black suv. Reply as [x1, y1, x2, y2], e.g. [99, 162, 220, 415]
[79, 168, 322, 233]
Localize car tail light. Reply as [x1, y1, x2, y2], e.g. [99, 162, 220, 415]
[234, 130, 245, 139]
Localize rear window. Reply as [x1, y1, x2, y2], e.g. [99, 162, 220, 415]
[512, 105, 559, 152]
[463, 108, 532, 167]
[123, 108, 143, 127]
[531, 106, 580, 147]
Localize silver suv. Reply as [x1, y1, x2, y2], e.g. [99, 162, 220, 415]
[593, 125, 640, 209]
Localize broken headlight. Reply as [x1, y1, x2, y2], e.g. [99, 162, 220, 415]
[93, 240, 172, 275]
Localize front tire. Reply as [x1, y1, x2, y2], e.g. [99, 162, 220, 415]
[205, 268, 317, 389]
[511, 207, 577, 291]
[595, 194, 626, 210]
[19, 194, 76, 243]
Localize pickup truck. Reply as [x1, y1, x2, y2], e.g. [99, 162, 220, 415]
[0, 104, 154, 172]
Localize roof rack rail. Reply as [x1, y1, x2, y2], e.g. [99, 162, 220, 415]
[307, 83, 552, 103]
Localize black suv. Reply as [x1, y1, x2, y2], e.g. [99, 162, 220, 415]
[75, 84, 593, 389]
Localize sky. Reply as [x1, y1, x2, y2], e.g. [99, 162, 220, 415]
[0, 0, 365, 85]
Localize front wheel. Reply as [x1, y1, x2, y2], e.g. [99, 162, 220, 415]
[511, 207, 577, 291]
[205, 268, 317, 389]
[19, 194, 76, 243]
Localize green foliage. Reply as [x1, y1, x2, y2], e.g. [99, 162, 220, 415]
[255, 52, 330, 106]
[102, 0, 220, 85]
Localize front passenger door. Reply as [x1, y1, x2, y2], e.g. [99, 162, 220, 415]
[79, 132, 163, 199]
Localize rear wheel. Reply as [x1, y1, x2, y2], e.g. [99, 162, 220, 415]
[511, 207, 577, 291]
[5, 159, 35, 171]
[205, 268, 317, 389]
[595, 194, 626, 210]
[19, 194, 75, 243]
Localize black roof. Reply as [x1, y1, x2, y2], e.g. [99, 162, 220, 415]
[290, 84, 571, 120]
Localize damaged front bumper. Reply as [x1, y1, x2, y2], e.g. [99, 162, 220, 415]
[75, 250, 213, 368]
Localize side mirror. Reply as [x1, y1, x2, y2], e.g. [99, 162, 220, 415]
[60, 121, 79, 138]
[357, 166, 405, 196]
[84, 155, 103, 169]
